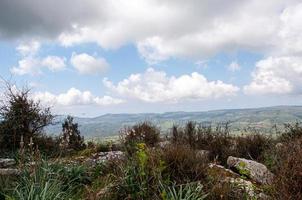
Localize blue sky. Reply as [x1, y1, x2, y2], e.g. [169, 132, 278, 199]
[1, 0, 302, 116]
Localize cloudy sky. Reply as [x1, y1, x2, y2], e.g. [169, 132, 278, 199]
[1, 0, 302, 116]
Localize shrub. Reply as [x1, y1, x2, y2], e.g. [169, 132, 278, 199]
[60, 116, 85, 151]
[0, 83, 53, 152]
[111, 143, 163, 200]
[34, 135, 61, 157]
[169, 122, 233, 165]
[234, 133, 272, 161]
[272, 137, 302, 199]
[161, 144, 208, 184]
[280, 122, 302, 142]
[120, 121, 160, 154]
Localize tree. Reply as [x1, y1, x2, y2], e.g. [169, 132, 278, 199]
[0, 83, 53, 151]
[60, 116, 85, 151]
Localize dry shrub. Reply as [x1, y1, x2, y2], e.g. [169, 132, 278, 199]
[272, 137, 302, 200]
[161, 144, 208, 184]
[234, 133, 272, 161]
[170, 122, 233, 166]
[280, 122, 302, 142]
[120, 121, 160, 154]
[34, 135, 61, 157]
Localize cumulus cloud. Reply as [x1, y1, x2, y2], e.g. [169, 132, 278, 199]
[103, 68, 239, 103]
[16, 40, 40, 56]
[227, 61, 241, 72]
[3, 0, 302, 98]
[41, 56, 66, 71]
[70, 53, 109, 75]
[1, 0, 301, 63]
[11, 56, 66, 75]
[11, 41, 66, 75]
[33, 88, 124, 106]
[243, 56, 302, 95]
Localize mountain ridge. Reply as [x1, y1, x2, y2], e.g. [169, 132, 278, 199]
[47, 105, 302, 138]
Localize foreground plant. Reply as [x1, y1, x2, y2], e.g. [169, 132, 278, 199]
[161, 182, 208, 200]
[9, 161, 74, 200]
[4, 158, 92, 200]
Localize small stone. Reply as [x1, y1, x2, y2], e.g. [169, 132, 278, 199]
[0, 168, 20, 176]
[0, 159, 16, 168]
[196, 150, 210, 160]
[158, 141, 170, 148]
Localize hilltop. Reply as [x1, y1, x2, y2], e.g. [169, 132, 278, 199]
[47, 105, 302, 138]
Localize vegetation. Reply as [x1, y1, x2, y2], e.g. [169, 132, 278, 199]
[1, 120, 302, 199]
[0, 84, 53, 153]
[0, 83, 301, 199]
[60, 116, 86, 151]
[120, 121, 160, 154]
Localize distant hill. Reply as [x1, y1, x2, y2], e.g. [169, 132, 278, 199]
[46, 106, 302, 138]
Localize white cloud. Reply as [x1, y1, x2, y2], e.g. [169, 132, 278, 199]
[11, 42, 66, 75]
[227, 61, 241, 72]
[16, 40, 41, 56]
[3, 0, 302, 99]
[55, 0, 302, 63]
[33, 88, 124, 106]
[244, 56, 302, 95]
[2, 0, 302, 64]
[70, 52, 109, 75]
[11, 57, 41, 75]
[11, 56, 66, 75]
[104, 68, 239, 103]
[41, 56, 66, 71]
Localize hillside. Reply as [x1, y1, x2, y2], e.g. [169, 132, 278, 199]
[46, 106, 302, 138]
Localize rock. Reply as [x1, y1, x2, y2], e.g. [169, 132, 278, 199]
[0, 168, 20, 176]
[225, 177, 269, 199]
[208, 163, 240, 180]
[275, 143, 284, 150]
[227, 156, 274, 185]
[95, 151, 124, 163]
[196, 150, 210, 160]
[159, 141, 170, 148]
[0, 158, 16, 168]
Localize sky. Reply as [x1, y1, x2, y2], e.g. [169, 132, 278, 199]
[1, 0, 302, 117]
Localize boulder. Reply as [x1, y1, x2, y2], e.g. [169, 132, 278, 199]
[0, 168, 20, 176]
[227, 156, 274, 184]
[0, 158, 16, 168]
[208, 163, 240, 180]
[208, 164, 270, 199]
